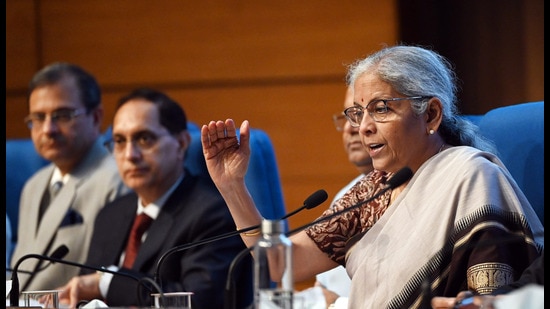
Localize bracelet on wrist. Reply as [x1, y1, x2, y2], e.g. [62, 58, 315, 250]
[241, 228, 261, 237]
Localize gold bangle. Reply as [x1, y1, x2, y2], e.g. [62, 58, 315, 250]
[241, 228, 261, 237]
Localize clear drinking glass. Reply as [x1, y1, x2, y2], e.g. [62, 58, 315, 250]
[22, 290, 60, 308]
[151, 291, 193, 309]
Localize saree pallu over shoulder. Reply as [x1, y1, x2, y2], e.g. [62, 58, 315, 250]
[346, 146, 544, 309]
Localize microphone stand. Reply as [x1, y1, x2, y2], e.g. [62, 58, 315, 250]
[154, 225, 259, 282]
[153, 189, 328, 288]
[10, 245, 69, 307]
[9, 254, 157, 308]
[224, 247, 254, 309]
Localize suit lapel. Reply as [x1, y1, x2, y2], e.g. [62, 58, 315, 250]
[15, 174, 50, 289]
[108, 197, 138, 265]
[132, 178, 190, 269]
[28, 174, 51, 238]
[17, 172, 75, 290]
[36, 181, 75, 237]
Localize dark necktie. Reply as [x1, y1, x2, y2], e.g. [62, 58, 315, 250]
[38, 181, 63, 226]
[122, 213, 153, 269]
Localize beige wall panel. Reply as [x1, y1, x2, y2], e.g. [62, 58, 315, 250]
[35, 0, 397, 86]
[6, 0, 39, 90]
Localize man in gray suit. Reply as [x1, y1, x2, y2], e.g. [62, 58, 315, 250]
[10, 62, 129, 293]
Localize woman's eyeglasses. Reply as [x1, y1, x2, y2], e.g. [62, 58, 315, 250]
[343, 96, 430, 126]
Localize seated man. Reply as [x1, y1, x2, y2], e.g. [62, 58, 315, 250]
[297, 85, 372, 309]
[56, 88, 253, 309]
[10, 62, 129, 292]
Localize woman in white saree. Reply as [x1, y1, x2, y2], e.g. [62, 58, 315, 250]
[200, 45, 544, 308]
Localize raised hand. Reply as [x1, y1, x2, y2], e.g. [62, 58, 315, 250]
[200, 119, 251, 187]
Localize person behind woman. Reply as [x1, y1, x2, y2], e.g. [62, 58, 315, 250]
[298, 85, 372, 309]
[200, 45, 544, 308]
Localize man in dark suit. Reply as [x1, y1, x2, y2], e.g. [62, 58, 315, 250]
[56, 88, 253, 309]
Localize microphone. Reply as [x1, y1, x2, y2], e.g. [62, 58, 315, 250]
[9, 245, 69, 306]
[281, 189, 329, 219]
[224, 167, 413, 309]
[386, 166, 414, 189]
[153, 189, 328, 286]
[286, 166, 413, 235]
[9, 245, 156, 307]
[7, 245, 69, 275]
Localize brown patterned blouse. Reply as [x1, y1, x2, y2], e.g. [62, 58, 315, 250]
[304, 169, 394, 265]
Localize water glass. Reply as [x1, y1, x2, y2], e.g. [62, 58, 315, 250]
[151, 291, 193, 309]
[22, 290, 60, 308]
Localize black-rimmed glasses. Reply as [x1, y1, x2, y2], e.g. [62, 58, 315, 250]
[343, 96, 430, 126]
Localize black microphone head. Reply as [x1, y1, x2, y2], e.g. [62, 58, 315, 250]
[50, 245, 69, 260]
[387, 167, 413, 189]
[303, 189, 328, 209]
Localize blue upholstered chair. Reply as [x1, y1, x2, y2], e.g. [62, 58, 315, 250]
[461, 114, 483, 126]
[476, 101, 544, 225]
[6, 214, 14, 269]
[5, 122, 287, 266]
[6, 138, 49, 261]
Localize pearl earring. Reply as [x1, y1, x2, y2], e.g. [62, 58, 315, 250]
[429, 129, 435, 135]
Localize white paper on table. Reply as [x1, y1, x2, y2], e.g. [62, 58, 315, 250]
[494, 284, 543, 309]
[81, 299, 109, 308]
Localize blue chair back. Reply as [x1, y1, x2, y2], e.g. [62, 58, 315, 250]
[6, 139, 50, 247]
[461, 114, 483, 126]
[6, 214, 14, 268]
[477, 101, 544, 224]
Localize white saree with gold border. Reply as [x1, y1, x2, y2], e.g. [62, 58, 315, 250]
[346, 146, 544, 309]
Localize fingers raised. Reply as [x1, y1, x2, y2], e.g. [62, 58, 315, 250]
[201, 119, 242, 159]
